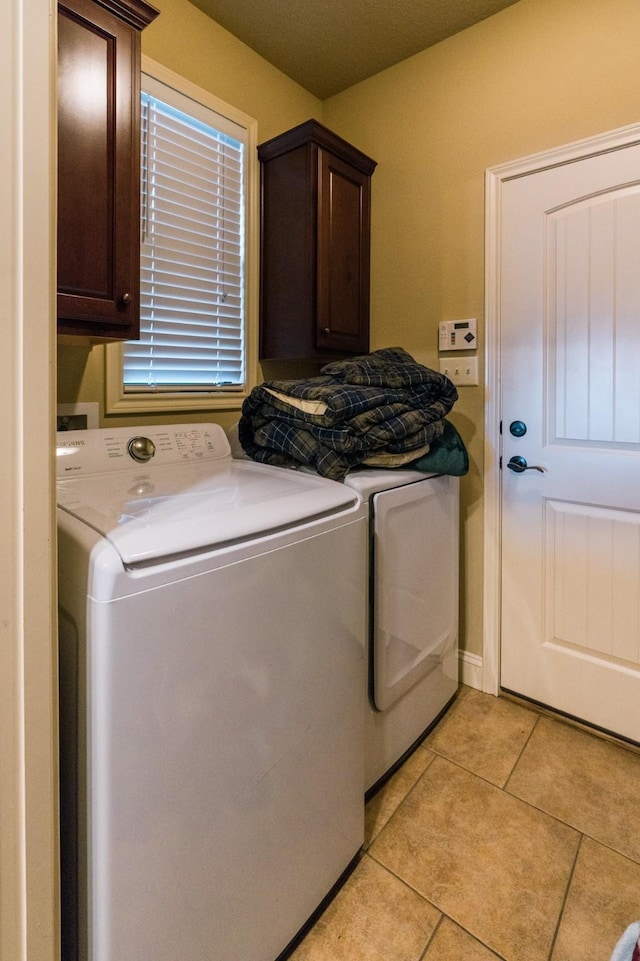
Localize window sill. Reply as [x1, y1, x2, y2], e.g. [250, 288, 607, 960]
[105, 342, 252, 415]
[105, 392, 247, 415]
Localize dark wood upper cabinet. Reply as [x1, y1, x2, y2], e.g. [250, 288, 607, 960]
[258, 120, 377, 361]
[57, 0, 158, 339]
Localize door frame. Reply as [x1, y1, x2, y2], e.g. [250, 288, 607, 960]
[482, 120, 640, 697]
[1, 1, 58, 958]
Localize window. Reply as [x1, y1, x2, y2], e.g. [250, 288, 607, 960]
[106, 58, 258, 413]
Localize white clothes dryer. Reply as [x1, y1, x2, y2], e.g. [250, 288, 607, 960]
[343, 468, 460, 793]
[56, 423, 367, 961]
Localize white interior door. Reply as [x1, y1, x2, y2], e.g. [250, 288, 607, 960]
[499, 140, 640, 742]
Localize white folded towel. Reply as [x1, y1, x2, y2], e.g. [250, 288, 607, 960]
[610, 922, 640, 961]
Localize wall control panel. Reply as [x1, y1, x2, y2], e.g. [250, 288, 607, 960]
[438, 318, 477, 351]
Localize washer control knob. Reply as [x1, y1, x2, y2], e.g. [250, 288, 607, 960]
[127, 436, 156, 463]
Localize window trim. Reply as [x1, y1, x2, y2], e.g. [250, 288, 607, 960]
[105, 56, 259, 414]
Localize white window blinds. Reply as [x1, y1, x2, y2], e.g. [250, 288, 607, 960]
[123, 76, 247, 392]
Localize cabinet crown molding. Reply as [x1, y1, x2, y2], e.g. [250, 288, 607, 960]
[258, 119, 377, 177]
[91, 0, 159, 30]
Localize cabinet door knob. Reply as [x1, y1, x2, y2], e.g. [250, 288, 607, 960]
[322, 327, 330, 335]
[119, 292, 132, 306]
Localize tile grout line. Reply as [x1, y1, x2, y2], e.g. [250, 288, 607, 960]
[369, 731, 586, 961]
[503, 712, 542, 793]
[545, 833, 585, 961]
[416, 912, 511, 961]
[375, 745, 588, 857]
[448, 920, 510, 961]
[417, 911, 444, 961]
[367, 852, 509, 961]
[293, 688, 640, 960]
[368, 847, 511, 961]
[502, 782, 640, 868]
[364, 749, 438, 849]
[501, 692, 640, 759]
[420, 745, 544, 799]
[362, 850, 447, 934]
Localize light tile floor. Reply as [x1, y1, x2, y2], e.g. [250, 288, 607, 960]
[289, 686, 640, 961]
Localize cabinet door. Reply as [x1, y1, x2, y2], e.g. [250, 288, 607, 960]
[316, 149, 371, 355]
[57, 0, 140, 338]
[259, 144, 316, 360]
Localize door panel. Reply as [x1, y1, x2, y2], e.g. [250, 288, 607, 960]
[548, 189, 640, 445]
[544, 500, 640, 660]
[500, 143, 640, 741]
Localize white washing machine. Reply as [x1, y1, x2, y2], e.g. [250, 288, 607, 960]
[56, 423, 367, 961]
[343, 468, 460, 793]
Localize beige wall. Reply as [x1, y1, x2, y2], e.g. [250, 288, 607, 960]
[140, 0, 321, 143]
[57, 0, 640, 657]
[323, 0, 640, 658]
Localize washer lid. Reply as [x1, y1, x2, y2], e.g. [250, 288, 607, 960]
[58, 459, 358, 565]
[57, 429, 358, 565]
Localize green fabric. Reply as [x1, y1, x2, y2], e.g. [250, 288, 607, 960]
[408, 419, 469, 476]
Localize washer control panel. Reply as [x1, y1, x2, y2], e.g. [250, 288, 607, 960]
[56, 423, 231, 476]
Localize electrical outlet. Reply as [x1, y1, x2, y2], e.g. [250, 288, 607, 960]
[439, 356, 478, 386]
[57, 402, 99, 430]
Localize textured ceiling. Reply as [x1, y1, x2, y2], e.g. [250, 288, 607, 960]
[187, 0, 522, 99]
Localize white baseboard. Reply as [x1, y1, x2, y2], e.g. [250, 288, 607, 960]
[458, 649, 483, 691]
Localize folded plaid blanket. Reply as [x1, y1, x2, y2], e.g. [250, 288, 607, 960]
[238, 347, 458, 480]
